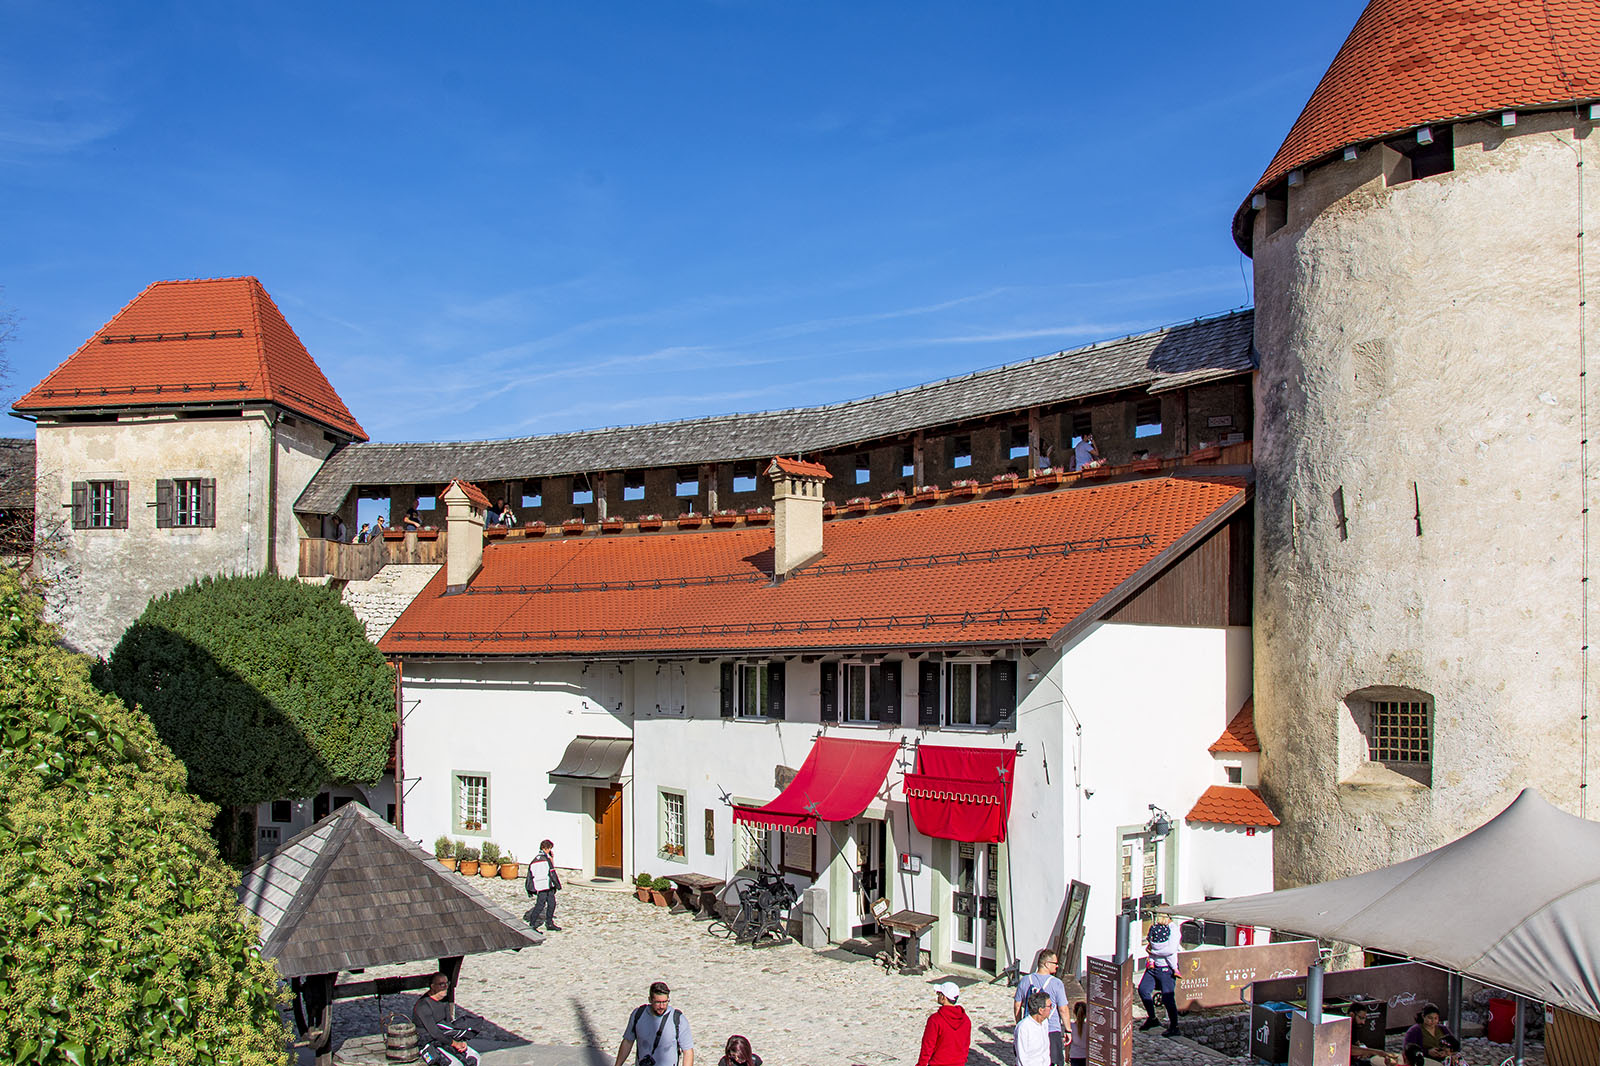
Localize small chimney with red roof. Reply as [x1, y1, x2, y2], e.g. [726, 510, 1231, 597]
[442, 479, 491, 592]
[766, 457, 831, 579]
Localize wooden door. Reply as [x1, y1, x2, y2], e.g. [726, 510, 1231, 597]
[593, 785, 624, 879]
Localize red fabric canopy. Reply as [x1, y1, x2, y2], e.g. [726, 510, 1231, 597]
[904, 745, 1017, 843]
[733, 737, 901, 836]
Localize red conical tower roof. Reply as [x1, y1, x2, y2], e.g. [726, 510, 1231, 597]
[15, 276, 367, 440]
[1235, 0, 1600, 252]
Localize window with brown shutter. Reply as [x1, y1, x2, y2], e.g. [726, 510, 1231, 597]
[111, 480, 128, 529]
[78, 480, 125, 529]
[70, 482, 89, 529]
[199, 478, 216, 527]
[155, 480, 175, 528]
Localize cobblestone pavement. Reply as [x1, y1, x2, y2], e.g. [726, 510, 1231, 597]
[323, 881, 1540, 1066]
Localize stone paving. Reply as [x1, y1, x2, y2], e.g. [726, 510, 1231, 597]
[323, 880, 1540, 1066]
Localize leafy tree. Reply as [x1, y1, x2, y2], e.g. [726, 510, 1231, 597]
[0, 569, 289, 1065]
[101, 574, 395, 842]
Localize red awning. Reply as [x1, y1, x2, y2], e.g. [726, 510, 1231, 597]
[904, 745, 1017, 843]
[733, 737, 901, 836]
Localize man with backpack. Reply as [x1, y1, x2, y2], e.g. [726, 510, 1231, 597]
[614, 981, 693, 1066]
[523, 839, 562, 931]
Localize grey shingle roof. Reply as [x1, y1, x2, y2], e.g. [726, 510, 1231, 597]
[0, 438, 35, 510]
[296, 310, 1254, 514]
[238, 802, 540, 978]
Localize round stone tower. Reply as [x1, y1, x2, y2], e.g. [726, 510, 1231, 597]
[1242, 0, 1600, 885]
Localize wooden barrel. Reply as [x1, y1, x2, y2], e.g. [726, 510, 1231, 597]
[383, 1018, 419, 1063]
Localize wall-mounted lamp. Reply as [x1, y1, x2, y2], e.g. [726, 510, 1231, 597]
[1146, 804, 1173, 841]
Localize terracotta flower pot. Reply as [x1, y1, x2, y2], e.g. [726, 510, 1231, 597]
[638, 519, 663, 531]
[479, 863, 500, 877]
[650, 889, 674, 907]
[601, 520, 626, 534]
[524, 522, 547, 536]
[561, 521, 586, 536]
[439, 857, 458, 871]
[500, 863, 520, 879]
[636, 888, 651, 902]
[458, 860, 480, 876]
[675, 515, 704, 529]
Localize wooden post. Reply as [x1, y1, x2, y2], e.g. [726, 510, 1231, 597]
[1028, 408, 1042, 470]
[595, 472, 609, 521]
[913, 433, 926, 486]
[439, 956, 464, 1021]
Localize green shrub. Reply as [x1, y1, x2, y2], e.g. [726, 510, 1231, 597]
[650, 876, 672, 892]
[99, 574, 395, 812]
[0, 570, 288, 1065]
[634, 872, 653, 888]
[452, 839, 469, 859]
[479, 841, 500, 865]
[459, 847, 480, 864]
[433, 835, 453, 860]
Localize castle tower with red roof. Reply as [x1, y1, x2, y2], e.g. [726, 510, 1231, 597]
[1243, 0, 1600, 886]
[13, 276, 366, 654]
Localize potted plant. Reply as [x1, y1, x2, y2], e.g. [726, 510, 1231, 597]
[435, 835, 457, 871]
[634, 872, 654, 902]
[383, 528, 406, 541]
[743, 506, 772, 525]
[485, 526, 508, 539]
[601, 516, 626, 533]
[416, 526, 440, 540]
[649, 876, 676, 907]
[990, 472, 1022, 491]
[458, 846, 480, 877]
[499, 851, 519, 879]
[561, 518, 586, 536]
[950, 479, 980, 496]
[845, 495, 871, 511]
[877, 490, 907, 508]
[710, 508, 740, 527]
[524, 520, 547, 536]
[674, 513, 704, 530]
[914, 484, 939, 501]
[479, 841, 501, 877]
[637, 513, 664, 531]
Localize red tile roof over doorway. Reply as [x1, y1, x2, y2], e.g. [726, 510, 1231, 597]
[1186, 786, 1280, 828]
[1235, 0, 1600, 250]
[14, 276, 367, 440]
[380, 475, 1248, 658]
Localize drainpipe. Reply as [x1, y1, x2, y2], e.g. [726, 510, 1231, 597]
[394, 659, 405, 833]
[265, 410, 279, 575]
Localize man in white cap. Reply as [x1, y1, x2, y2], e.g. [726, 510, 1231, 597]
[915, 982, 971, 1066]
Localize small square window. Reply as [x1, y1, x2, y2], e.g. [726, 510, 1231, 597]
[270, 800, 292, 823]
[855, 455, 871, 484]
[573, 486, 594, 505]
[732, 461, 758, 494]
[951, 436, 972, 469]
[900, 446, 915, 479]
[676, 468, 699, 497]
[1225, 765, 1243, 785]
[1135, 400, 1163, 439]
[1370, 700, 1431, 764]
[1009, 425, 1030, 460]
[623, 472, 646, 502]
[415, 495, 437, 510]
[522, 482, 542, 509]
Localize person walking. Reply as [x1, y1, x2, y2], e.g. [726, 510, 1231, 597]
[615, 982, 692, 1066]
[915, 982, 971, 1066]
[1137, 914, 1182, 1037]
[1014, 991, 1054, 1066]
[716, 1035, 761, 1066]
[1067, 1002, 1088, 1066]
[1014, 950, 1071, 1065]
[523, 839, 561, 931]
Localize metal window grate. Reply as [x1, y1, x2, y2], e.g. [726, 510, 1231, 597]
[1370, 700, 1431, 763]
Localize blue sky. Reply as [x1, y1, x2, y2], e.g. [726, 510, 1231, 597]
[1, 2, 1361, 443]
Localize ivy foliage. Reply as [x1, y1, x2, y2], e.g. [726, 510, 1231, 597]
[0, 569, 289, 1065]
[101, 573, 395, 807]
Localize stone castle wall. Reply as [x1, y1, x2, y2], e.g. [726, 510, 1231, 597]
[1250, 109, 1600, 886]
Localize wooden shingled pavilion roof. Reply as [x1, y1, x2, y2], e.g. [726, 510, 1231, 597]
[239, 802, 540, 979]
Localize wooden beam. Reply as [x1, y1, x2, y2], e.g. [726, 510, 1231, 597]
[332, 972, 435, 1001]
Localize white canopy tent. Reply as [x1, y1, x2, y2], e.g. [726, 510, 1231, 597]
[1173, 789, 1600, 1021]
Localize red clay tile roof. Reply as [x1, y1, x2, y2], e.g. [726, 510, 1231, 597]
[1236, 0, 1600, 252]
[1209, 698, 1260, 753]
[380, 476, 1247, 657]
[1186, 786, 1280, 828]
[14, 277, 366, 440]
[446, 479, 492, 509]
[768, 457, 832, 479]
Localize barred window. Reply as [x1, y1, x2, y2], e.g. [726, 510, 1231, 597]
[455, 773, 488, 833]
[736, 822, 771, 872]
[660, 790, 686, 861]
[1370, 700, 1431, 763]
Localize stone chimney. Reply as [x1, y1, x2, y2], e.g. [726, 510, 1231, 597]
[766, 457, 831, 579]
[442, 479, 490, 592]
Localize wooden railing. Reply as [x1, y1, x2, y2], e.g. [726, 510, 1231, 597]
[299, 531, 447, 580]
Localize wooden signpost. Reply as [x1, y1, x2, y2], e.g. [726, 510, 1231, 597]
[1085, 955, 1134, 1066]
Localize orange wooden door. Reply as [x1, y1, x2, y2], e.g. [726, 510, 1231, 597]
[594, 785, 624, 879]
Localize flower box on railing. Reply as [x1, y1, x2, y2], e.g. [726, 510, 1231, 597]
[1128, 458, 1162, 473]
[561, 519, 587, 535]
[950, 479, 980, 496]
[383, 530, 406, 541]
[710, 509, 741, 527]
[637, 514, 664, 531]
[877, 490, 907, 508]
[822, 503, 838, 518]
[485, 526, 508, 539]
[1031, 468, 1066, 486]
[675, 514, 705, 529]
[743, 507, 773, 525]
[523, 521, 547, 537]
[1188, 444, 1223, 463]
[914, 485, 939, 501]
[1078, 464, 1111, 479]
[990, 473, 1022, 491]
[416, 528, 440, 540]
[601, 517, 626, 534]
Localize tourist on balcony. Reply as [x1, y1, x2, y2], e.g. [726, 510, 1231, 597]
[403, 504, 422, 531]
[1072, 434, 1102, 470]
[356, 522, 371, 544]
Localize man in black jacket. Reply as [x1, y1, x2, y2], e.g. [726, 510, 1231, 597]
[413, 973, 479, 1065]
